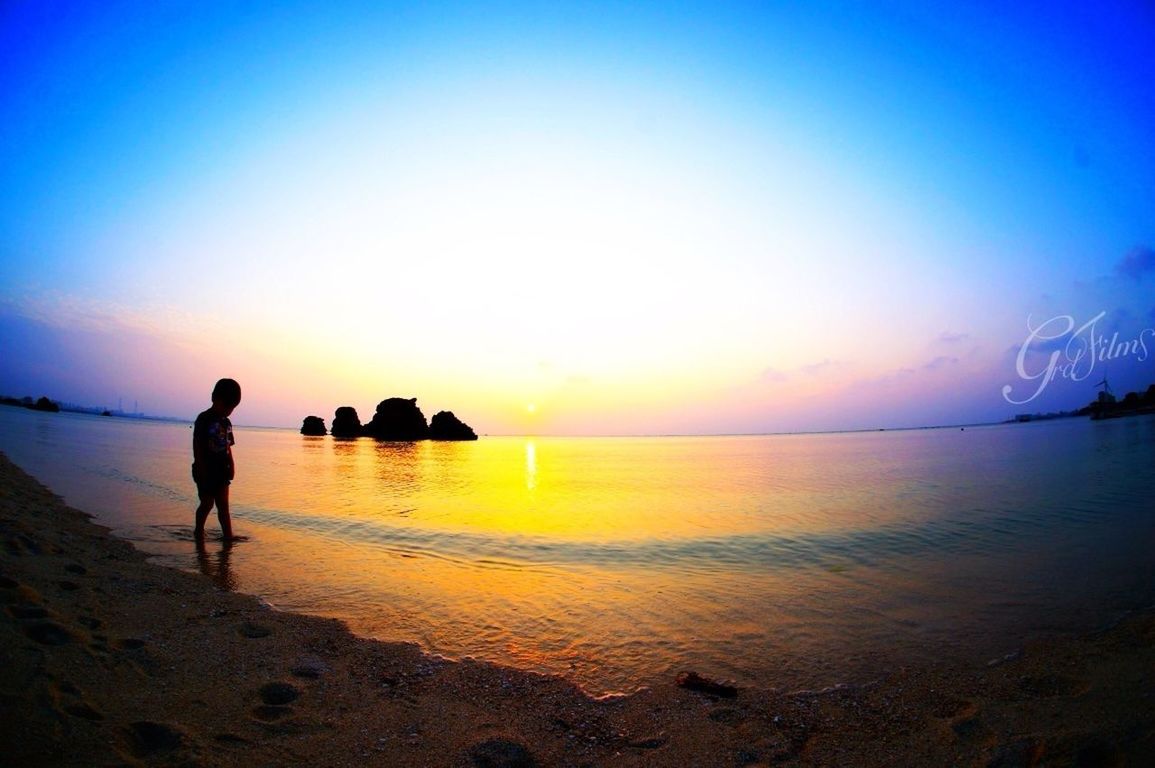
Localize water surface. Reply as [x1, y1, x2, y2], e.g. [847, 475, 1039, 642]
[1, 406, 1152, 694]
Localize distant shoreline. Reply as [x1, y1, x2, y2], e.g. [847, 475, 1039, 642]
[6, 391, 1153, 438]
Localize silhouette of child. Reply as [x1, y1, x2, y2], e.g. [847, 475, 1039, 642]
[192, 378, 242, 541]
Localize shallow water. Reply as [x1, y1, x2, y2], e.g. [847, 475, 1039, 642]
[1, 406, 1152, 694]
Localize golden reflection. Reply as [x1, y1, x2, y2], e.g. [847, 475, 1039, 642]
[525, 440, 537, 491]
[246, 434, 942, 549]
[213, 430, 1043, 694]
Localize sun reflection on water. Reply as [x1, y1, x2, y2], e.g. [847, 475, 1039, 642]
[525, 440, 537, 491]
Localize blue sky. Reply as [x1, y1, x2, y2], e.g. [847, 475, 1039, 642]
[1, 1, 1153, 432]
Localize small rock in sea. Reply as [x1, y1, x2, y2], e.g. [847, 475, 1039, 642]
[331, 406, 363, 438]
[429, 410, 478, 440]
[675, 671, 739, 698]
[365, 397, 429, 440]
[300, 415, 327, 436]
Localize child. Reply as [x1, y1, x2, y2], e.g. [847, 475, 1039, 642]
[192, 378, 242, 541]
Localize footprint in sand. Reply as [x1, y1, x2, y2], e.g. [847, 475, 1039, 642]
[291, 662, 326, 679]
[1018, 673, 1091, 698]
[4, 533, 43, 556]
[50, 680, 106, 722]
[250, 681, 301, 722]
[24, 620, 76, 646]
[8, 604, 50, 620]
[214, 733, 250, 745]
[951, 716, 996, 747]
[1071, 735, 1124, 768]
[468, 738, 537, 768]
[251, 704, 294, 722]
[707, 707, 745, 725]
[986, 737, 1046, 768]
[928, 694, 977, 720]
[258, 681, 301, 705]
[120, 721, 185, 758]
[64, 701, 105, 721]
[239, 621, 272, 638]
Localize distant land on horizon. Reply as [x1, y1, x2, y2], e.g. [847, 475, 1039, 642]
[6, 383, 1153, 438]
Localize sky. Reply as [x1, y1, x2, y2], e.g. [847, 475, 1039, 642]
[1, 0, 1153, 434]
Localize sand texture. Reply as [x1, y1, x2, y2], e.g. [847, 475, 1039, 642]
[2, 451, 1153, 766]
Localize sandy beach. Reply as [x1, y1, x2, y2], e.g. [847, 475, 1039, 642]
[2, 450, 1152, 767]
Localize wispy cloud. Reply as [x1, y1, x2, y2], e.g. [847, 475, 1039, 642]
[1116, 245, 1155, 281]
[1, 290, 210, 340]
[922, 355, 958, 371]
[937, 331, 969, 344]
[800, 359, 840, 376]
[760, 358, 848, 384]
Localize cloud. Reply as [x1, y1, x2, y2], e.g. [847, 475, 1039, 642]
[800, 359, 839, 376]
[922, 355, 958, 371]
[1116, 245, 1155, 281]
[759, 359, 848, 383]
[1, 289, 211, 341]
[937, 331, 968, 344]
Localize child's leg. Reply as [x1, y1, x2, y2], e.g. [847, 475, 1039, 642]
[194, 489, 215, 539]
[215, 484, 234, 540]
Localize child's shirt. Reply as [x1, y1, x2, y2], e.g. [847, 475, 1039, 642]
[193, 408, 235, 476]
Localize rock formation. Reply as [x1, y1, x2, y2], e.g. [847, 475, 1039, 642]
[330, 406, 363, 438]
[429, 410, 478, 441]
[300, 415, 327, 436]
[303, 398, 478, 440]
[364, 397, 429, 440]
[32, 396, 60, 413]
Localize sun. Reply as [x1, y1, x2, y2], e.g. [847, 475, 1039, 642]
[526, 403, 537, 415]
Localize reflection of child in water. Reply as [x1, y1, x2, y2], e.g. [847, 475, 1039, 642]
[192, 378, 241, 541]
[196, 538, 237, 591]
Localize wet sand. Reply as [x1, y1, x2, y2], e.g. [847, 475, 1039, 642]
[2, 451, 1152, 767]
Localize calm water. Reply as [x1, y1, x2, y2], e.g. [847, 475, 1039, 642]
[1, 406, 1153, 694]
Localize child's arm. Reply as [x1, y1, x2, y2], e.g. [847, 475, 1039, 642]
[192, 431, 208, 467]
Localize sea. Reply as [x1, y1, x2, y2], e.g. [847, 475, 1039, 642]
[1, 405, 1153, 696]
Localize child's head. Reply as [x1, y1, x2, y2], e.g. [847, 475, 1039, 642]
[211, 378, 242, 414]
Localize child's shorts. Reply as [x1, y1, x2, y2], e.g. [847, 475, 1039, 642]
[192, 463, 231, 497]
